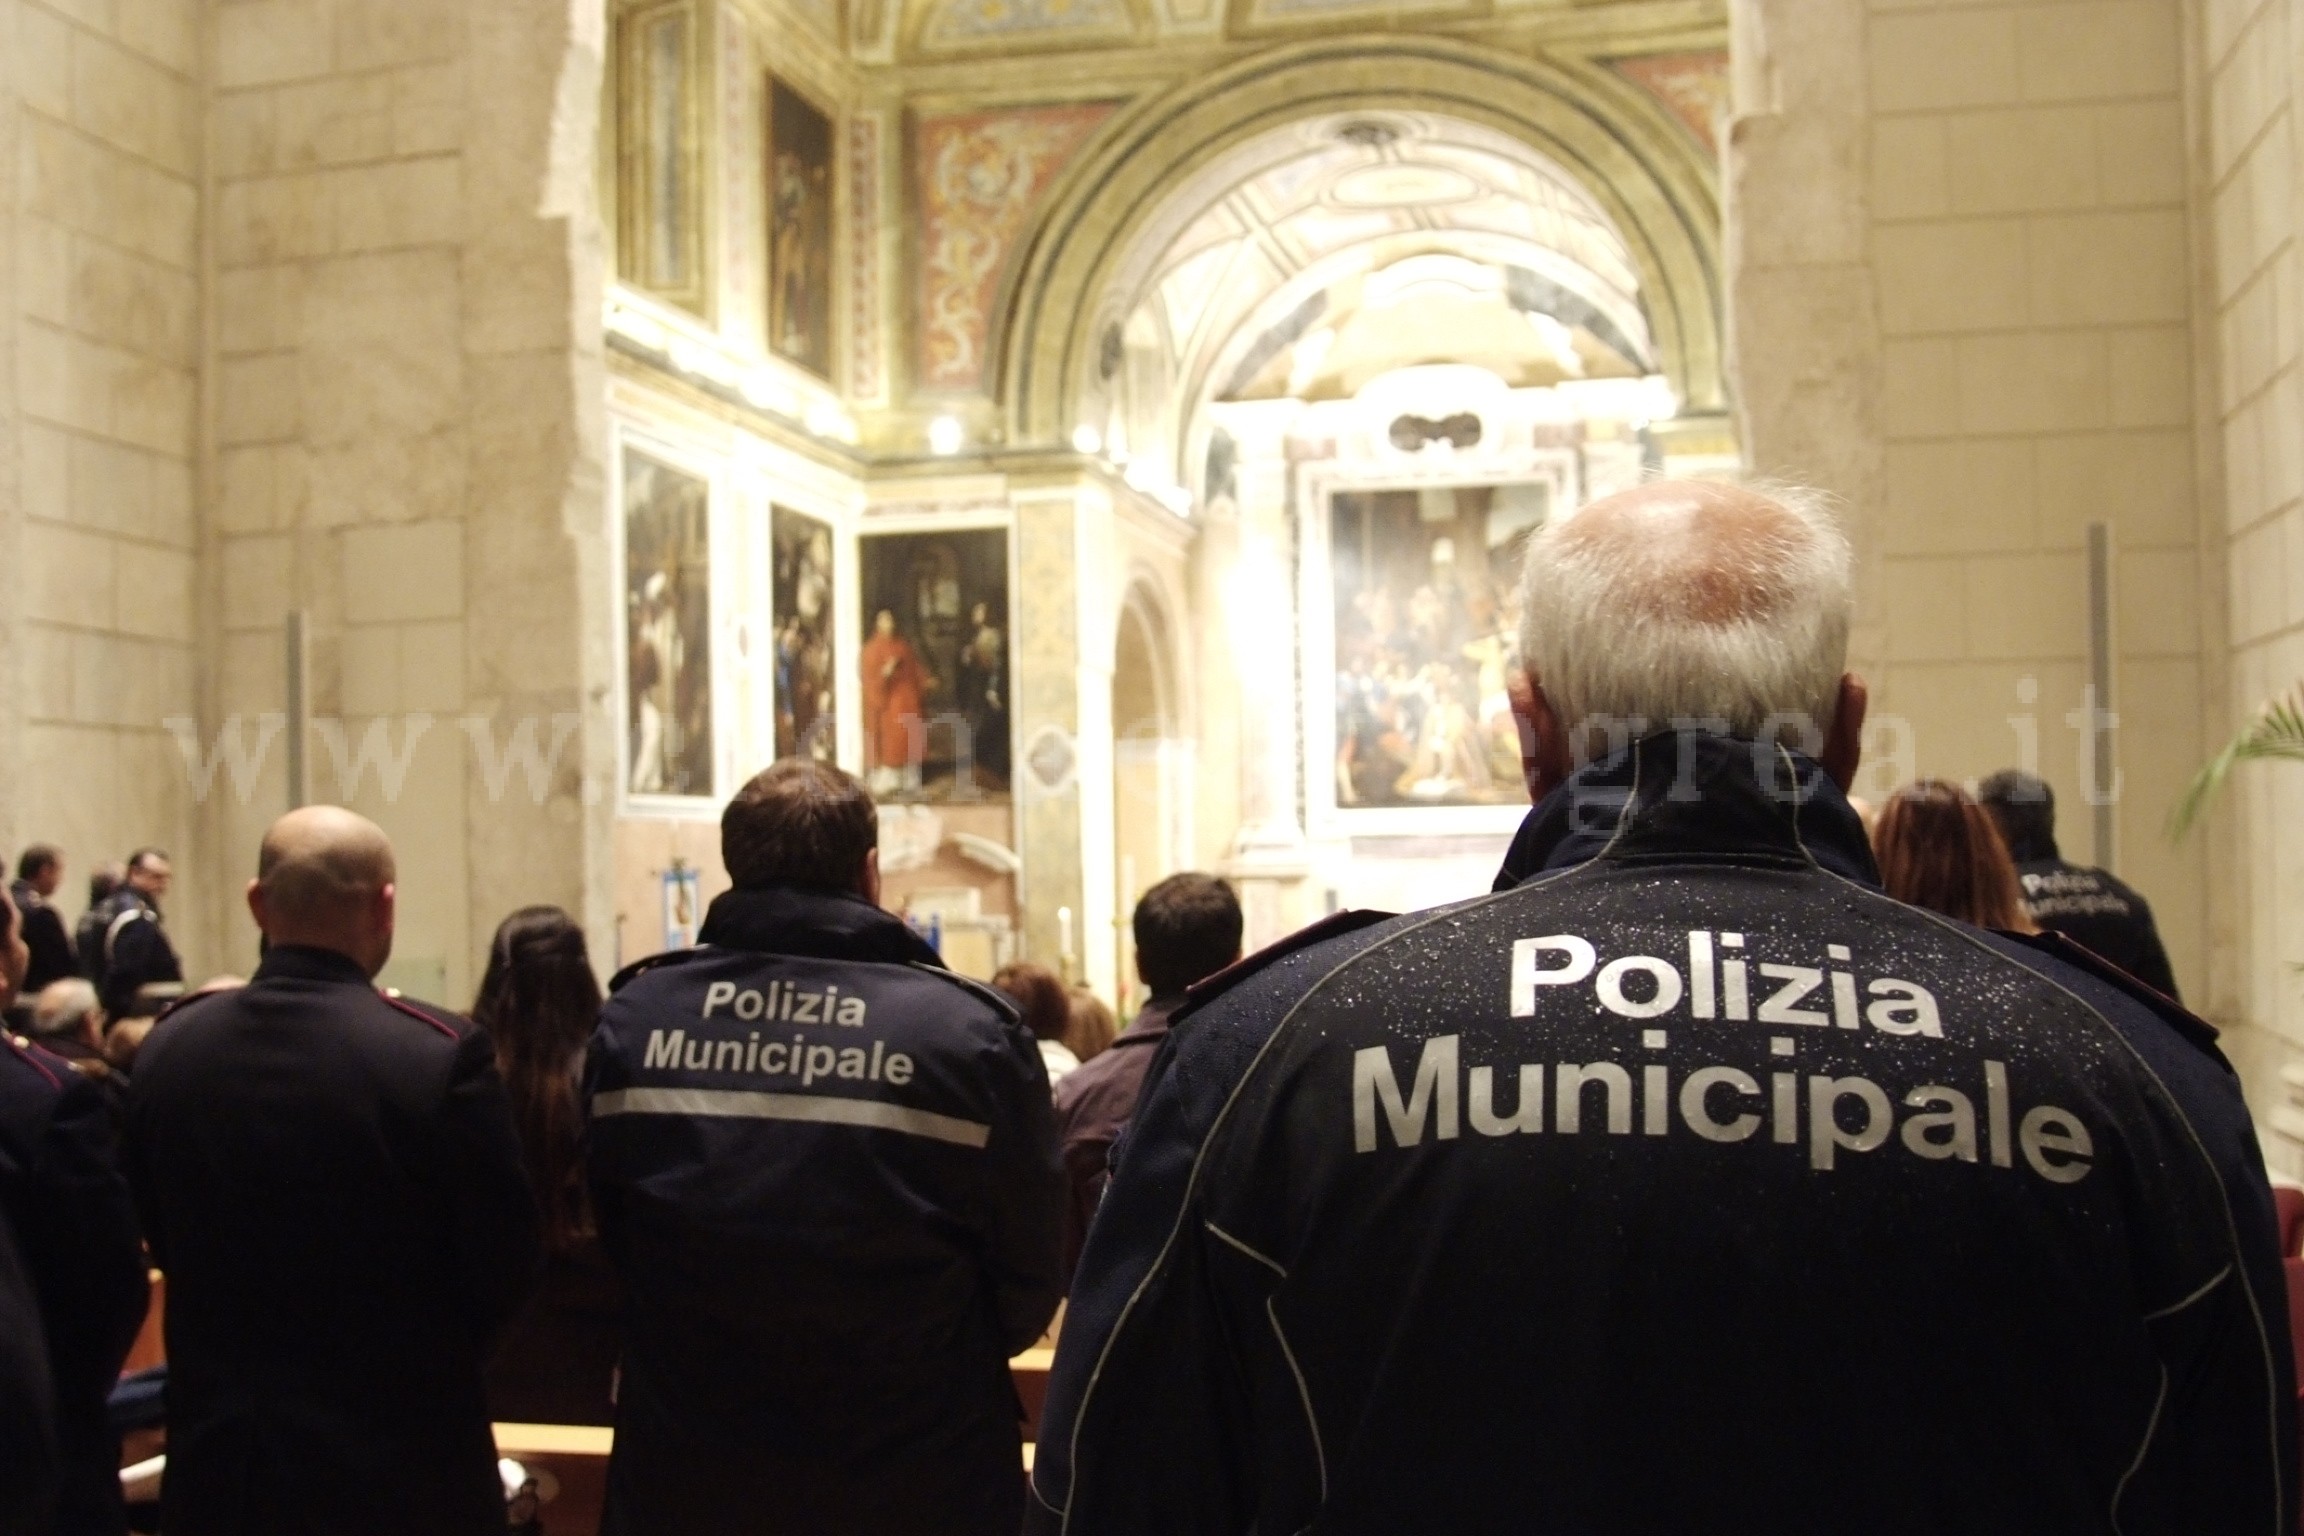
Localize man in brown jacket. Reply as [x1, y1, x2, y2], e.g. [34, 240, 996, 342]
[1052, 873, 1241, 1281]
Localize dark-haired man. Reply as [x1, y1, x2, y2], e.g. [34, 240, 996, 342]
[125, 807, 537, 1535]
[1052, 872, 1241, 1280]
[79, 849, 182, 1021]
[586, 758, 1063, 1536]
[1978, 769, 2181, 1000]
[11, 845, 78, 999]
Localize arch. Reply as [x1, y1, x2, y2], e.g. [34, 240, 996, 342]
[1110, 569, 1181, 738]
[1000, 36, 1723, 448]
[1111, 572, 1186, 986]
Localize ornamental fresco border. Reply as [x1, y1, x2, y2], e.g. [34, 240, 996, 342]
[913, 100, 1120, 393]
[850, 111, 888, 401]
[1604, 49, 1729, 158]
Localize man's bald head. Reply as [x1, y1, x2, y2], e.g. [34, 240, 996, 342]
[246, 806, 398, 976]
[1513, 478, 1861, 790]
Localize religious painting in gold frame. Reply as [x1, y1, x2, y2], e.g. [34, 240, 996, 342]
[1299, 450, 1579, 840]
[615, 0, 707, 315]
[771, 505, 839, 763]
[766, 75, 835, 378]
[856, 526, 1012, 804]
[621, 444, 716, 802]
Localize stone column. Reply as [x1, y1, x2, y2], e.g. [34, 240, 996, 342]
[204, 0, 611, 999]
[1214, 409, 1310, 950]
[1724, 0, 1883, 618]
[1013, 482, 1088, 980]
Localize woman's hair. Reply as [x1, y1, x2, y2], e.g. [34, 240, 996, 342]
[1873, 780, 2035, 932]
[991, 962, 1070, 1044]
[1065, 986, 1118, 1064]
[474, 906, 602, 1255]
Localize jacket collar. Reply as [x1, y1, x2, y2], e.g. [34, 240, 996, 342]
[253, 943, 373, 985]
[1493, 730, 1880, 892]
[1115, 994, 1187, 1046]
[698, 884, 943, 967]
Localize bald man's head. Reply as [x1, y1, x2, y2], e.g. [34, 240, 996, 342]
[246, 806, 398, 976]
[1512, 478, 1863, 796]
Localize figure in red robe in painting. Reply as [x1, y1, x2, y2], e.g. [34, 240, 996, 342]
[861, 609, 933, 796]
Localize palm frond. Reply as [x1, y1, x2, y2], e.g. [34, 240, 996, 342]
[2170, 686, 2304, 838]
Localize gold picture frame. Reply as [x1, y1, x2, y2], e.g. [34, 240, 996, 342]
[615, 0, 709, 315]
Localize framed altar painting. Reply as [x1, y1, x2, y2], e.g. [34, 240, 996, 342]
[771, 504, 839, 763]
[615, 0, 706, 314]
[619, 440, 717, 804]
[1301, 454, 1578, 838]
[766, 75, 835, 378]
[855, 527, 1010, 803]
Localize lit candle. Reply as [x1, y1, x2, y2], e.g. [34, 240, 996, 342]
[1058, 906, 1074, 960]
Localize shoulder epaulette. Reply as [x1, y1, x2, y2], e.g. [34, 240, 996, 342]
[379, 992, 465, 1041]
[2, 1032, 65, 1089]
[608, 945, 717, 995]
[1175, 908, 1398, 1022]
[149, 985, 227, 1027]
[2003, 929, 2222, 1057]
[904, 962, 1021, 1024]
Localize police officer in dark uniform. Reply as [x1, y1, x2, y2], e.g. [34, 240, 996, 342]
[1033, 482, 2294, 1535]
[0, 884, 150, 1536]
[125, 807, 539, 1536]
[12, 845, 80, 997]
[1978, 768, 2182, 1000]
[0, 1203, 61, 1536]
[79, 848, 183, 1021]
[586, 759, 1064, 1536]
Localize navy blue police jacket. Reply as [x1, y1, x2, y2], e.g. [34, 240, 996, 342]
[1031, 731, 2298, 1536]
[584, 884, 1065, 1536]
[0, 1199, 61, 1536]
[124, 947, 540, 1536]
[0, 1031, 147, 1536]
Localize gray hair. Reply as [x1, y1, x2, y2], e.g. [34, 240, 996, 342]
[1516, 479, 1853, 756]
[30, 978, 100, 1039]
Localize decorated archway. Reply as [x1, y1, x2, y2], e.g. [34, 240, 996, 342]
[999, 36, 1725, 460]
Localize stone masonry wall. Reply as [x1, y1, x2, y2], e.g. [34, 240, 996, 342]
[203, 0, 611, 1000]
[2, 0, 205, 960]
[1732, 0, 2211, 1012]
[2197, 0, 2304, 1164]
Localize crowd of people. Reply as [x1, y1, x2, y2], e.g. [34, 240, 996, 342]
[0, 476, 2279, 1536]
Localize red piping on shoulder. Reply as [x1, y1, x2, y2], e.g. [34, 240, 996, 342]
[4, 1035, 65, 1089]
[381, 993, 459, 1040]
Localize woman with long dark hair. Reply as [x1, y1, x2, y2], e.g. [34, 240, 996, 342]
[475, 905, 620, 1425]
[1872, 779, 2038, 932]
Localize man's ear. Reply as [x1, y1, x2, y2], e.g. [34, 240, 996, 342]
[860, 848, 882, 907]
[244, 878, 266, 932]
[1820, 673, 1869, 793]
[1505, 668, 1572, 805]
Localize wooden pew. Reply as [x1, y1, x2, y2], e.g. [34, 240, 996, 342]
[126, 1345, 1057, 1532]
[121, 1270, 165, 1376]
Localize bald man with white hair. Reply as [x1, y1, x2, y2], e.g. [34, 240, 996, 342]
[125, 806, 539, 1536]
[1033, 480, 2294, 1535]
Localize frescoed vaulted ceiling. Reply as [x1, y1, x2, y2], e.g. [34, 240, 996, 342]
[1110, 112, 1653, 413]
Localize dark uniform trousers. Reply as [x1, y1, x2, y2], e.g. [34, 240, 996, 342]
[0, 1033, 148, 1536]
[124, 945, 540, 1536]
[1035, 733, 2296, 1536]
[586, 885, 1064, 1536]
